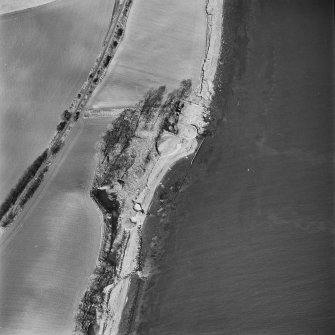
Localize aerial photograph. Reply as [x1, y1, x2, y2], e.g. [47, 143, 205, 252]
[0, 0, 333, 334]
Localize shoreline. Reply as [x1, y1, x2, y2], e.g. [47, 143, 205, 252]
[73, 82, 196, 334]
[194, 0, 224, 107]
[124, 1, 335, 333]
[119, 0, 224, 330]
[79, 0, 224, 333]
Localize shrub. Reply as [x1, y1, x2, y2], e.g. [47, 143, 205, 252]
[0, 149, 48, 220]
[140, 86, 166, 122]
[159, 79, 192, 134]
[62, 110, 71, 121]
[104, 55, 112, 68]
[74, 111, 80, 121]
[51, 140, 64, 155]
[1, 210, 16, 227]
[19, 169, 47, 207]
[57, 121, 66, 132]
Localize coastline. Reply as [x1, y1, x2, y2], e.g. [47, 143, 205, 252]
[119, 1, 224, 330]
[124, 0, 335, 333]
[79, 0, 224, 333]
[199, 0, 225, 105]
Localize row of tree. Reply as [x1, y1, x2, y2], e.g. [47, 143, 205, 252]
[0, 149, 48, 221]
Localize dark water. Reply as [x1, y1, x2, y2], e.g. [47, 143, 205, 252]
[135, 0, 334, 334]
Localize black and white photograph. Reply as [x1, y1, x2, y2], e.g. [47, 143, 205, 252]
[0, 0, 333, 334]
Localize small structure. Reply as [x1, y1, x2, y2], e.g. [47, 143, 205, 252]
[133, 202, 144, 213]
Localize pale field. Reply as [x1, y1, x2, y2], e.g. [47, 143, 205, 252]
[0, 118, 111, 335]
[88, 0, 207, 109]
[0, 0, 115, 203]
[0, 0, 58, 15]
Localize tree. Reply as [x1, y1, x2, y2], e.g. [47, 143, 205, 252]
[62, 110, 71, 121]
[57, 121, 66, 132]
[51, 140, 63, 155]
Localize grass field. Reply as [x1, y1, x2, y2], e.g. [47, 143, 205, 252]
[88, 0, 207, 109]
[0, 0, 58, 15]
[0, 118, 112, 335]
[0, 0, 115, 203]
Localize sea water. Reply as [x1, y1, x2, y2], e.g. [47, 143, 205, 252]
[137, 1, 334, 334]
